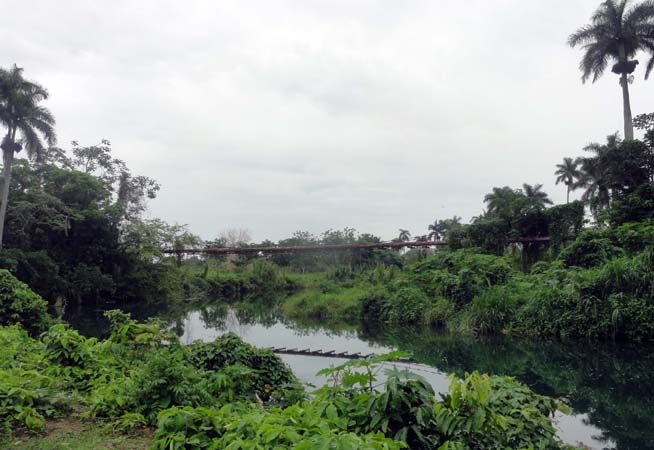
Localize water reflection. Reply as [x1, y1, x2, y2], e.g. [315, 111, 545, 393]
[65, 302, 654, 450]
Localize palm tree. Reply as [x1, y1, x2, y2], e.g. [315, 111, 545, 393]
[428, 216, 462, 241]
[427, 220, 443, 241]
[576, 157, 611, 212]
[397, 229, 411, 242]
[555, 157, 581, 203]
[574, 134, 618, 212]
[470, 212, 486, 224]
[522, 183, 553, 207]
[484, 187, 520, 216]
[0, 65, 56, 248]
[568, 0, 654, 140]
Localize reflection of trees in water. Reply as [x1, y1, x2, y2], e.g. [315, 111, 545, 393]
[198, 304, 229, 330]
[356, 324, 654, 450]
[196, 302, 281, 331]
[278, 315, 362, 339]
[64, 298, 190, 338]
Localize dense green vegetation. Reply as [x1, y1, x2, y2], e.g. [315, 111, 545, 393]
[279, 226, 654, 341]
[0, 276, 578, 449]
[0, 141, 191, 306]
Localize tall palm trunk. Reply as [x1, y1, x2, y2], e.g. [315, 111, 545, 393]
[0, 129, 15, 250]
[619, 45, 634, 140]
[566, 184, 570, 204]
[620, 72, 634, 140]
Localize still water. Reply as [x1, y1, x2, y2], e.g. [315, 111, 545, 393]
[66, 301, 654, 450]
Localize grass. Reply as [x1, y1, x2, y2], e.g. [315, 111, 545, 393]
[282, 284, 367, 323]
[1, 418, 152, 450]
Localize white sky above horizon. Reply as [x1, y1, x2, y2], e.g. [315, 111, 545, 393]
[2, 0, 652, 242]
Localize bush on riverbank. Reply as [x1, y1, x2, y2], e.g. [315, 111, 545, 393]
[0, 269, 51, 335]
[283, 283, 367, 323]
[0, 311, 301, 439]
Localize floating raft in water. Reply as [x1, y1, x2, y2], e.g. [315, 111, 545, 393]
[269, 347, 418, 364]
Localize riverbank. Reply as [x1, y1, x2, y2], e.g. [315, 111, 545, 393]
[191, 240, 654, 342]
[0, 315, 578, 450]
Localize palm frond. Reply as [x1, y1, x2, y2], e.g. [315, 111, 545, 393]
[580, 41, 612, 82]
[25, 117, 56, 146]
[568, 24, 605, 47]
[624, 0, 654, 25]
[18, 123, 45, 159]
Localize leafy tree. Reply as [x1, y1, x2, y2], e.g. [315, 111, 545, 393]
[0, 142, 176, 304]
[397, 229, 411, 242]
[428, 216, 462, 241]
[483, 187, 522, 217]
[633, 112, 654, 180]
[0, 65, 56, 248]
[573, 133, 652, 218]
[68, 140, 159, 221]
[554, 157, 581, 203]
[568, 0, 654, 140]
[521, 183, 553, 207]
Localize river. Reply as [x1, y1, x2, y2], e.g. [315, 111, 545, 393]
[65, 300, 654, 450]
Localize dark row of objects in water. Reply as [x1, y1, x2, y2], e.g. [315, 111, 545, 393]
[269, 346, 418, 364]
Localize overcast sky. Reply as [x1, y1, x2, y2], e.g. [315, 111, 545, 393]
[2, 0, 653, 242]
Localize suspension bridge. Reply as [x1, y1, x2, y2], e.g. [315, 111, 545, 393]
[163, 237, 550, 255]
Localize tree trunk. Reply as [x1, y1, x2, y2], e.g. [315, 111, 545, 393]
[566, 185, 570, 204]
[621, 72, 634, 140]
[618, 45, 634, 140]
[0, 143, 14, 250]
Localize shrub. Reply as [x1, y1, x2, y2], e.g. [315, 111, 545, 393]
[384, 285, 430, 324]
[0, 369, 68, 436]
[151, 404, 404, 450]
[409, 251, 513, 306]
[558, 229, 623, 268]
[91, 344, 211, 422]
[204, 261, 299, 301]
[425, 298, 454, 327]
[105, 309, 167, 352]
[283, 286, 365, 324]
[0, 269, 51, 335]
[614, 220, 654, 254]
[315, 356, 570, 450]
[436, 373, 565, 450]
[360, 288, 391, 321]
[0, 328, 71, 437]
[190, 332, 300, 402]
[466, 285, 519, 334]
[42, 324, 94, 367]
